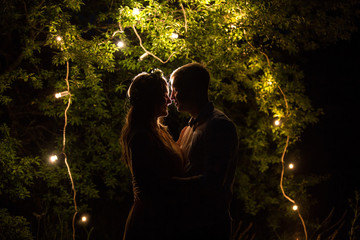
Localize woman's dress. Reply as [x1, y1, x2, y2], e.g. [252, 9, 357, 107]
[123, 129, 185, 240]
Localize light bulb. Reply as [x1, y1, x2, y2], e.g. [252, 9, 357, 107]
[289, 163, 294, 169]
[80, 214, 90, 224]
[55, 91, 70, 98]
[117, 41, 125, 48]
[170, 32, 179, 39]
[56, 36, 62, 41]
[292, 205, 298, 211]
[138, 52, 149, 61]
[274, 119, 281, 126]
[230, 24, 236, 29]
[50, 155, 58, 163]
[133, 8, 140, 15]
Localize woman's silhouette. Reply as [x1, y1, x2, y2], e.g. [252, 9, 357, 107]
[120, 70, 185, 240]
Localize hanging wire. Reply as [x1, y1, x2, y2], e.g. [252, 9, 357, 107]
[132, 24, 177, 64]
[61, 61, 78, 240]
[243, 29, 308, 240]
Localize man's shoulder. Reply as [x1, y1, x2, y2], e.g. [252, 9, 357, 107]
[210, 108, 234, 124]
[207, 108, 237, 133]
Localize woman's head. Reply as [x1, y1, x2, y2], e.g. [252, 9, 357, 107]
[120, 70, 177, 166]
[128, 70, 171, 120]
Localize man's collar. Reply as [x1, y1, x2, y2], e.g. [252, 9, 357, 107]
[188, 102, 214, 128]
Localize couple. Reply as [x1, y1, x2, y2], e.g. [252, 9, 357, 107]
[120, 63, 238, 240]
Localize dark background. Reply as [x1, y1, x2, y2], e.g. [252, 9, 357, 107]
[299, 29, 360, 221]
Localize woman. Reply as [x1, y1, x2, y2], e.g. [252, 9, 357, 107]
[120, 70, 186, 240]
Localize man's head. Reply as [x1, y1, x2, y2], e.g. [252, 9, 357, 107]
[170, 62, 210, 115]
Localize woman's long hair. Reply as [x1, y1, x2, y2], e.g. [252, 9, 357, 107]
[120, 71, 183, 167]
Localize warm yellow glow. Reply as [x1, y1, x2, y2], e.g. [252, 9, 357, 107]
[81, 216, 87, 222]
[289, 163, 294, 169]
[292, 205, 298, 211]
[55, 91, 70, 98]
[56, 36, 62, 41]
[133, 8, 140, 15]
[50, 155, 58, 163]
[170, 32, 179, 39]
[274, 119, 281, 126]
[117, 41, 125, 48]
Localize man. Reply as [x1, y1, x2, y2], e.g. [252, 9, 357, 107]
[170, 62, 238, 240]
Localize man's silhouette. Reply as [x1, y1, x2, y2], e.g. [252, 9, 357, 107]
[170, 62, 238, 240]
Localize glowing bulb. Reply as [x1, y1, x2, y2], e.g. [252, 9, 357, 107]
[80, 214, 90, 224]
[274, 119, 281, 126]
[138, 52, 149, 61]
[170, 32, 179, 39]
[292, 205, 298, 211]
[133, 8, 140, 15]
[117, 41, 125, 48]
[55, 91, 70, 98]
[289, 163, 294, 169]
[56, 36, 62, 41]
[50, 155, 58, 163]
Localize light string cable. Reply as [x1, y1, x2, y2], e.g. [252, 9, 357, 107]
[130, 2, 187, 64]
[132, 24, 177, 64]
[62, 60, 78, 240]
[180, 3, 188, 33]
[243, 29, 308, 240]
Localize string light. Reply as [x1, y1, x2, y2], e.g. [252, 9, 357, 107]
[274, 119, 281, 126]
[52, 37, 78, 238]
[53, 61, 78, 240]
[79, 214, 90, 225]
[55, 91, 70, 98]
[117, 41, 125, 48]
[132, 24, 178, 64]
[170, 32, 179, 39]
[49, 155, 58, 163]
[292, 205, 299, 211]
[245, 26, 308, 238]
[289, 163, 294, 169]
[138, 52, 149, 61]
[122, 5, 186, 64]
[132, 8, 140, 15]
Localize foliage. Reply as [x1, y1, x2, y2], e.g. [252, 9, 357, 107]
[0, 125, 40, 199]
[0, 0, 359, 239]
[0, 209, 33, 240]
[349, 191, 360, 240]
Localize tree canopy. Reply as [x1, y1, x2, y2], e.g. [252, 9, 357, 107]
[1, 0, 359, 239]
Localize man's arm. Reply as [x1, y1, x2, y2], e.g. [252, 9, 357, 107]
[203, 118, 238, 188]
